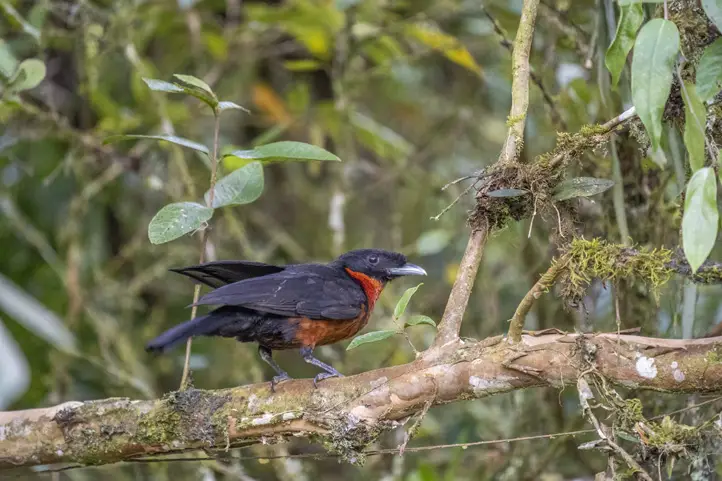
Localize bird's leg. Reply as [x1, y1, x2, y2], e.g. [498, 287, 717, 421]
[258, 345, 291, 391]
[299, 346, 344, 387]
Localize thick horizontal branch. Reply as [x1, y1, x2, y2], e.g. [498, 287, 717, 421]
[3, 332, 722, 471]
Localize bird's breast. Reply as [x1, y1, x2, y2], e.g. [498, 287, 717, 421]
[291, 305, 370, 348]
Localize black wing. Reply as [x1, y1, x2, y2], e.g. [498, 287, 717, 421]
[193, 266, 365, 320]
[170, 260, 286, 288]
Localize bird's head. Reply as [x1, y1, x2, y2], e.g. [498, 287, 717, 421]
[335, 249, 427, 283]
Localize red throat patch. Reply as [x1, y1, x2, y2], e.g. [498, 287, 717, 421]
[345, 268, 384, 309]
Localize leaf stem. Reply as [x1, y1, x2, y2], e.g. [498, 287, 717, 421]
[179, 112, 221, 390]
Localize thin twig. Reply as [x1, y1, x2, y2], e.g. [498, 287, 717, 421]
[508, 259, 567, 343]
[179, 112, 221, 390]
[577, 378, 654, 481]
[483, 8, 566, 129]
[431, 181, 476, 221]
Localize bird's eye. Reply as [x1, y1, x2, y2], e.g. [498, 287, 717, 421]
[368, 255, 379, 265]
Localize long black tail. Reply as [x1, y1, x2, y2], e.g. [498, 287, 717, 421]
[146, 310, 231, 353]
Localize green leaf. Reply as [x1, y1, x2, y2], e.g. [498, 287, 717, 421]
[552, 177, 615, 201]
[7, 58, 45, 92]
[104, 134, 209, 155]
[631, 19, 680, 151]
[141, 76, 218, 109]
[404, 315, 436, 328]
[405, 22, 482, 76]
[0, 40, 18, 79]
[346, 330, 398, 350]
[218, 101, 250, 113]
[173, 74, 218, 109]
[148, 202, 213, 245]
[605, 3, 644, 87]
[142, 77, 184, 93]
[682, 167, 719, 272]
[173, 74, 215, 98]
[205, 161, 264, 208]
[415, 230, 452, 256]
[283, 59, 322, 71]
[394, 283, 423, 319]
[681, 81, 707, 172]
[0, 273, 76, 353]
[486, 188, 529, 198]
[696, 38, 722, 101]
[225, 141, 341, 163]
[351, 112, 413, 159]
[0, 1, 41, 41]
[702, 0, 722, 33]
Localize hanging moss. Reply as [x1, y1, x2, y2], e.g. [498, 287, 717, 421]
[560, 238, 674, 302]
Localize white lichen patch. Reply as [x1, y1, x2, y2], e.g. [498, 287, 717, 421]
[635, 356, 657, 379]
[469, 375, 516, 395]
[252, 413, 275, 425]
[282, 412, 298, 421]
[247, 394, 261, 414]
[673, 369, 686, 382]
[671, 361, 679, 369]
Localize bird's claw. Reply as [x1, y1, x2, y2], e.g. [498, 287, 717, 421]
[270, 372, 291, 392]
[312, 371, 343, 388]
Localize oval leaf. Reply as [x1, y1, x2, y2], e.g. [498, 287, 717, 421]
[605, 3, 644, 87]
[148, 202, 213, 245]
[218, 101, 250, 113]
[205, 161, 264, 208]
[416, 230, 452, 256]
[553, 177, 615, 201]
[346, 330, 398, 350]
[226, 141, 341, 163]
[696, 38, 722, 101]
[702, 0, 722, 33]
[404, 315, 437, 329]
[394, 283, 423, 319]
[142, 77, 184, 93]
[486, 188, 529, 198]
[681, 81, 707, 173]
[173, 74, 218, 109]
[682, 167, 719, 273]
[173, 74, 216, 98]
[104, 134, 209, 155]
[9, 58, 45, 92]
[631, 19, 680, 151]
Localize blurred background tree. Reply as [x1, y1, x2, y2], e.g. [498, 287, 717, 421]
[2, 0, 722, 479]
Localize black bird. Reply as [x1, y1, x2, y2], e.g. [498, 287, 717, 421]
[146, 249, 426, 388]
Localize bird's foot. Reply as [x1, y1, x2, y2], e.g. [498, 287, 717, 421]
[270, 372, 291, 392]
[312, 371, 344, 388]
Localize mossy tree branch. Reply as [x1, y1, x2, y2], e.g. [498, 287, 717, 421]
[508, 238, 722, 343]
[4, 332, 722, 471]
[433, 0, 539, 348]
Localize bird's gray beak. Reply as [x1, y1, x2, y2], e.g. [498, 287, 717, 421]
[387, 263, 427, 277]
